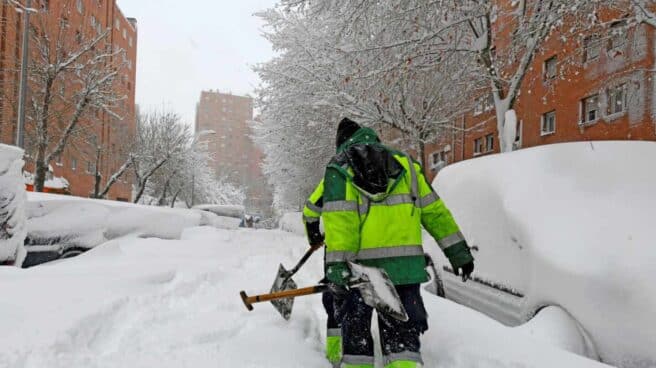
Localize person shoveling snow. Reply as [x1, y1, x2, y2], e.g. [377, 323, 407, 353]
[242, 118, 475, 368]
[319, 118, 474, 368]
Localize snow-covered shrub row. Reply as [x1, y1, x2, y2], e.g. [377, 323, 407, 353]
[434, 141, 656, 367]
[0, 145, 27, 266]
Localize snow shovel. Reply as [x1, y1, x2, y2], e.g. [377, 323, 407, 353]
[268, 243, 323, 320]
[240, 262, 409, 322]
[423, 253, 445, 298]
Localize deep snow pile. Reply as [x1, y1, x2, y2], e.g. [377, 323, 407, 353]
[26, 192, 240, 251]
[0, 226, 611, 367]
[434, 141, 656, 367]
[0, 144, 26, 265]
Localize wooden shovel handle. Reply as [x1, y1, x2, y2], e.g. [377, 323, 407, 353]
[240, 285, 328, 311]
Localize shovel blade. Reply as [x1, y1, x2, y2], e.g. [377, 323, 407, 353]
[270, 264, 297, 320]
[348, 262, 409, 322]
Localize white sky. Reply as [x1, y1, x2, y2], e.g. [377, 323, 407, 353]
[117, 0, 277, 125]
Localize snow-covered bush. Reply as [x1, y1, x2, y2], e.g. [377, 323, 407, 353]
[0, 145, 27, 266]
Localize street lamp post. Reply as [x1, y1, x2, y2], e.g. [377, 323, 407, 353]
[15, 0, 33, 149]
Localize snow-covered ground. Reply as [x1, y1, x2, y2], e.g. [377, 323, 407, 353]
[433, 141, 656, 367]
[0, 225, 611, 367]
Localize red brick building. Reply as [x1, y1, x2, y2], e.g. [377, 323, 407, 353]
[423, 6, 656, 183]
[195, 90, 272, 213]
[0, 0, 137, 200]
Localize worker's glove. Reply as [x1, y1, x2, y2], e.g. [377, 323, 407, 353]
[326, 282, 350, 297]
[444, 242, 475, 282]
[307, 224, 324, 247]
[309, 233, 325, 249]
[455, 260, 474, 282]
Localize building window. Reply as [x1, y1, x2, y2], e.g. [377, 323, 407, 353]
[115, 18, 120, 30]
[485, 134, 494, 152]
[71, 158, 77, 171]
[122, 28, 127, 39]
[474, 138, 484, 155]
[581, 94, 599, 124]
[54, 154, 63, 166]
[430, 150, 448, 171]
[583, 36, 601, 62]
[484, 94, 494, 112]
[76, 0, 83, 13]
[86, 161, 95, 174]
[541, 110, 556, 135]
[473, 97, 483, 116]
[90, 15, 96, 28]
[608, 84, 626, 115]
[544, 56, 557, 80]
[129, 37, 133, 47]
[608, 21, 627, 54]
[474, 95, 493, 116]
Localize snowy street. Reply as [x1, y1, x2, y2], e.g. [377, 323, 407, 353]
[0, 226, 610, 367]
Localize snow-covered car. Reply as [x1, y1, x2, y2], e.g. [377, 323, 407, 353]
[0, 144, 27, 266]
[23, 194, 241, 267]
[192, 204, 244, 219]
[429, 141, 656, 367]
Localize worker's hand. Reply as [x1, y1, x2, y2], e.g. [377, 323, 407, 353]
[326, 282, 349, 297]
[308, 232, 324, 248]
[455, 260, 474, 282]
[309, 238, 324, 251]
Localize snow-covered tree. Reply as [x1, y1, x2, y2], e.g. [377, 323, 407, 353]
[256, 0, 635, 207]
[143, 139, 245, 208]
[90, 123, 134, 199]
[255, 1, 479, 207]
[130, 109, 190, 204]
[25, 1, 125, 191]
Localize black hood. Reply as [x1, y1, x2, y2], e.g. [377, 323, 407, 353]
[345, 144, 404, 197]
[336, 118, 361, 149]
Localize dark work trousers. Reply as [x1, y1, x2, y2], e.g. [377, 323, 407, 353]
[338, 284, 428, 366]
[323, 291, 340, 331]
[322, 248, 342, 334]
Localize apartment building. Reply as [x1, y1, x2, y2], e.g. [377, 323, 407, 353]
[195, 90, 272, 213]
[423, 6, 656, 182]
[0, 0, 137, 200]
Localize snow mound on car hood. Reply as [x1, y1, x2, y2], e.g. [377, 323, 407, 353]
[434, 141, 656, 367]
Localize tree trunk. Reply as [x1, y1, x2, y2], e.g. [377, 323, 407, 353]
[33, 147, 48, 192]
[417, 139, 428, 178]
[133, 179, 147, 204]
[98, 159, 132, 199]
[171, 188, 182, 208]
[92, 148, 102, 198]
[157, 177, 171, 206]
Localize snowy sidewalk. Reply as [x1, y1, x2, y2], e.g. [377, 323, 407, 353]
[0, 227, 611, 367]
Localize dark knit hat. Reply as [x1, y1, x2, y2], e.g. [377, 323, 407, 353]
[336, 118, 361, 148]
